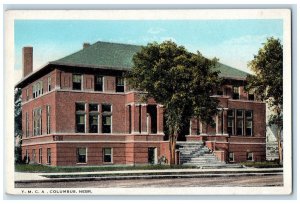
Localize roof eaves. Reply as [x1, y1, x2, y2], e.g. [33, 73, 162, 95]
[49, 61, 131, 71]
[15, 62, 51, 88]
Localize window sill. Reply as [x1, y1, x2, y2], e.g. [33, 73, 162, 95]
[103, 162, 113, 164]
[76, 163, 87, 165]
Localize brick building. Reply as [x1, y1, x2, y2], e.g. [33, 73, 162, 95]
[16, 41, 266, 166]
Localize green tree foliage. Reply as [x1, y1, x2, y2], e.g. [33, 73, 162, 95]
[245, 37, 283, 164]
[126, 41, 220, 164]
[15, 88, 22, 163]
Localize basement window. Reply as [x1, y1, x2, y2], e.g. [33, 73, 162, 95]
[77, 147, 87, 163]
[247, 152, 253, 161]
[103, 148, 112, 163]
[229, 152, 234, 162]
[39, 148, 42, 164]
[47, 148, 51, 164]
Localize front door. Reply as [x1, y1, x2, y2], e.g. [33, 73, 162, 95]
[148, 147, 157, 164]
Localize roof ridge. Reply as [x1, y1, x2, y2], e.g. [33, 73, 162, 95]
[94, 41, 142, 48]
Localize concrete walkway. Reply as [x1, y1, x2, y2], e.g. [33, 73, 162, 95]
[15, 167, 283, 183]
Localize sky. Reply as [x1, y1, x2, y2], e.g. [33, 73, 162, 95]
[14, 19, 283, 82]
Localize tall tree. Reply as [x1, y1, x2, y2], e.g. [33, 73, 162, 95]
[126, 41, 220, 164]
[245, 37, 283, 164]
[15, 88, 22, 163]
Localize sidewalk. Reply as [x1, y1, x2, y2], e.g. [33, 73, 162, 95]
[15, 167, 283, 183]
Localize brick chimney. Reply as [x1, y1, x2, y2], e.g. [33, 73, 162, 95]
[83, 43, 90, 49]
[22, 47, 33, 77]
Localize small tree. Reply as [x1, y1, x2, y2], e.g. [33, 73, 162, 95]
[127, 41, 220, 164]
[245, 37, 283, 164]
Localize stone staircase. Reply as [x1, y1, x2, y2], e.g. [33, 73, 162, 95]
[177, 142, 227, 167]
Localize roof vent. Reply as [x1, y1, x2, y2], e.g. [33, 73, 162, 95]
[83, 43, 91, 49]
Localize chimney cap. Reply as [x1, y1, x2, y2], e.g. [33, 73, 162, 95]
[83, 43, 91, 49]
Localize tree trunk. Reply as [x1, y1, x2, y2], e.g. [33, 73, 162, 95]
[169, 133, 178, 165]
[276, 127, 283, 165]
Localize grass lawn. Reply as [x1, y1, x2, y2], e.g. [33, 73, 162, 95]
[15, 164, 198, 173]
[240, 161, 282, 168]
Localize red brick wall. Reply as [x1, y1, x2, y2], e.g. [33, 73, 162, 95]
[21, 92, 56, 139]
[22, 143, 57, 166]
[55, 91, 126, 133]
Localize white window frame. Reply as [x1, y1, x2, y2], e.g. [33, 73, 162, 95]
[39, 148, 42, 164]
[46, 105, 51, 134]
[32, 149, 36, 163]
[229, 152, 234, 162]
[48, 76, 51, 92]
[247, 152, 254, 161]
[33, 108, 42, 136]
[77, 147, 87, 164]
[102, 104, 112, 133]
[25, 112, 29, 137]
[103, 147, 113, 163]
[47, 148, 51, 164]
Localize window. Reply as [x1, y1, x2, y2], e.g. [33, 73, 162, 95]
[116, 77, 125, 92]
[89, 104, 98, 112]
[48, 76, 51, 92]
[247, 152, 253, 161]
[25, 112, 29, 137]
[236, 110, 244, 135]
[46, 105, 51, 134]
[102, 104, 112, 133]
[229, 152, 234, 162]
[232, 86, 240, 99]
[94, 75, 103, 91]
[76, 115, 85, 133]
[128, 105, 132, 133]
[75, 103, 86, 133]
[89, 104, 99, 133]
[26, 89, 29, 101]
[72, 74, 82, 90]
[77, 147, 87, 163]
[32, 149, 36, 163]
[102, 104, 111, 112]
[25, 149, 29, 163]
[248, 89, 255, 101]
[216, 88, 223, 96]
[103, 148, 112, 163]
[33, 108, 42, 136]
[47, 148, 51, 164]
[32, 81, 43, 98]
[246, 110, 253, 136]
[227, 109, 234, 136]
[76, 103, 85, 111]
[39, 148, 42, 164]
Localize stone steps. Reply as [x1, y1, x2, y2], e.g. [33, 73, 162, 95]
[177, 142, 225, 167]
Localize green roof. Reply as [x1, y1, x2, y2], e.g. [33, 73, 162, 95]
[52, 41, 248, 79]
[52, 41, 141, 70]
[215, 62, 248, 79]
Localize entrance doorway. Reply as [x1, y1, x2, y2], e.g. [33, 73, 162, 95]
[148, 147, 157, 164]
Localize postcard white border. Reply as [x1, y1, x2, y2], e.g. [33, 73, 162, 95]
[4, 9, 292, 195]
